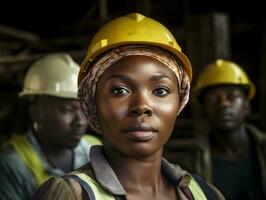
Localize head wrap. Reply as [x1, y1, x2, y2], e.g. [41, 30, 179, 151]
[78, 45, 190, 133]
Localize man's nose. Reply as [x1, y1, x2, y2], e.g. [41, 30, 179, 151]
[219, 94, 231, 107]
[73, 110, 87, 126]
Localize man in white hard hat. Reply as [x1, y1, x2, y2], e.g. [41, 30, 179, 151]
[0, 53, 98, 200]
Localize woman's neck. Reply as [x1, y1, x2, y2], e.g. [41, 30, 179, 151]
[104, 146, 165, 194]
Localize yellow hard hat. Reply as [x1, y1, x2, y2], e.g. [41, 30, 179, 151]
[78, 12, 192, 85]
[19, 53, 80, 99]
[194, 59, 256, 100]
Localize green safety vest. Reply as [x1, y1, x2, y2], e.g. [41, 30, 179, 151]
[73, 172, 207, 200]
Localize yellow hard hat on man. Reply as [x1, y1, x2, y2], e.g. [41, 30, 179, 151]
[194, 59, 256, 100]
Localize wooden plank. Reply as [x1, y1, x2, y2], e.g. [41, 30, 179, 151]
[186, 12, 231, 78]
[260, 29, 266, 131]
[185, 12, 231, 137]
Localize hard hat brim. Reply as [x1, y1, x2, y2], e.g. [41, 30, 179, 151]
[79, 42, 192, 85]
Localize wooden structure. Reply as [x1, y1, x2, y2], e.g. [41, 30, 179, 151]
[0, 0, 265, 141]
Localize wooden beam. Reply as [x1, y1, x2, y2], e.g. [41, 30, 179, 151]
[0, 25, 40, 44]
[186, 12, 231, 78]
[0, 50, 86, 65]
[185, 12, 231, 138]
[260, 27, 266, 131]
[99, 0, 108, 20]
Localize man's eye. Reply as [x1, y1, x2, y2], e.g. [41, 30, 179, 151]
[153, 87, 170, 97]
[227, 93, 240, 100]
[111, 87, 130, 95]
[205, 95, 218, 104]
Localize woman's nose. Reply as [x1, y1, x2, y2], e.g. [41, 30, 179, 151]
[128, 92, 153, 117]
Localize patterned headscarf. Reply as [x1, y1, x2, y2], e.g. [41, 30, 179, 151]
[78, 45, 190, 133]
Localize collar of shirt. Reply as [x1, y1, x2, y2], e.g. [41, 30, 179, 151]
[89, 145, 191, 196]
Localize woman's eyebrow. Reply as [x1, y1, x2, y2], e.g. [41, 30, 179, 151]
[106, 74, 173, 82]
[107, 74, 131, 81]
[150, 74, 172, 81]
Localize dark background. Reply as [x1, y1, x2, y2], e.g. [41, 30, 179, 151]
[0, 0, 265, 139]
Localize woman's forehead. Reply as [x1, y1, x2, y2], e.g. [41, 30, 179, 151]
[100, 55, 177, 80]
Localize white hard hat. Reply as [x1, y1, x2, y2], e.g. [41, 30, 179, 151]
[19, 53, 80, 99]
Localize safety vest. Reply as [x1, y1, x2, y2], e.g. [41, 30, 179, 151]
[72, 172, 207, 200]
[83, 135, 103, 146]
[9, 134, 51, 186]
[7, 134, 97, 187]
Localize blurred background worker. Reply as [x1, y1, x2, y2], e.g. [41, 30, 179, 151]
[0, 53, 97, 200]
[193, 59, 266, 200]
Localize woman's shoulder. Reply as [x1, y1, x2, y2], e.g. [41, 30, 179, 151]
[32, 174, 87, 200]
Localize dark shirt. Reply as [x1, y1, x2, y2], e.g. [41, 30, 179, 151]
[212, 153, 264, 200]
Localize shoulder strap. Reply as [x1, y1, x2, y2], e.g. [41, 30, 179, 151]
[189, 176, 207, 200]
[64, 173, 115, 200]
[192, 174, 219, 200]
[64, 175, 96, 200]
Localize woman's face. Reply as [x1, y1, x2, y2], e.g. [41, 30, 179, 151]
[96, 55, 180, 158]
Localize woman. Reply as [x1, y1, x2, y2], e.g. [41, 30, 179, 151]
[33, 13, 224, 200]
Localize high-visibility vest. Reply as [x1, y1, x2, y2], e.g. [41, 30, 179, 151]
[7, 134, 96, 187]
[72, 172, 207, 200]
[9, 134, 51, 186]
[83, 135, 102, 146]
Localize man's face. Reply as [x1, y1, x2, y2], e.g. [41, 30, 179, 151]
[34, 96, 88, 149]
[96, 55, 180, 158]
[202, 85, 249, 132]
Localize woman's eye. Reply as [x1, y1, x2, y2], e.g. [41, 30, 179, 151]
[153, 87, 170, 97]
[111, 87, 130, 95]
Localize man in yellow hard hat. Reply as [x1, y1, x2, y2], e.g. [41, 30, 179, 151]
[193, 59, 266, 200]
[0, 53, 100, 200]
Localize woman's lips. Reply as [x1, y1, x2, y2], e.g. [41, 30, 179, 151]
[123, 124, 158, 141]
[124, 131, 157, 141]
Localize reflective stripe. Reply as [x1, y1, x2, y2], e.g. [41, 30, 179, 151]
[9, 134, 51, 186]
[75, 173, 115, 200]
[75, 172, 207, 200]
[189, 177, 207, 200]
[83, 135, 103, 146]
